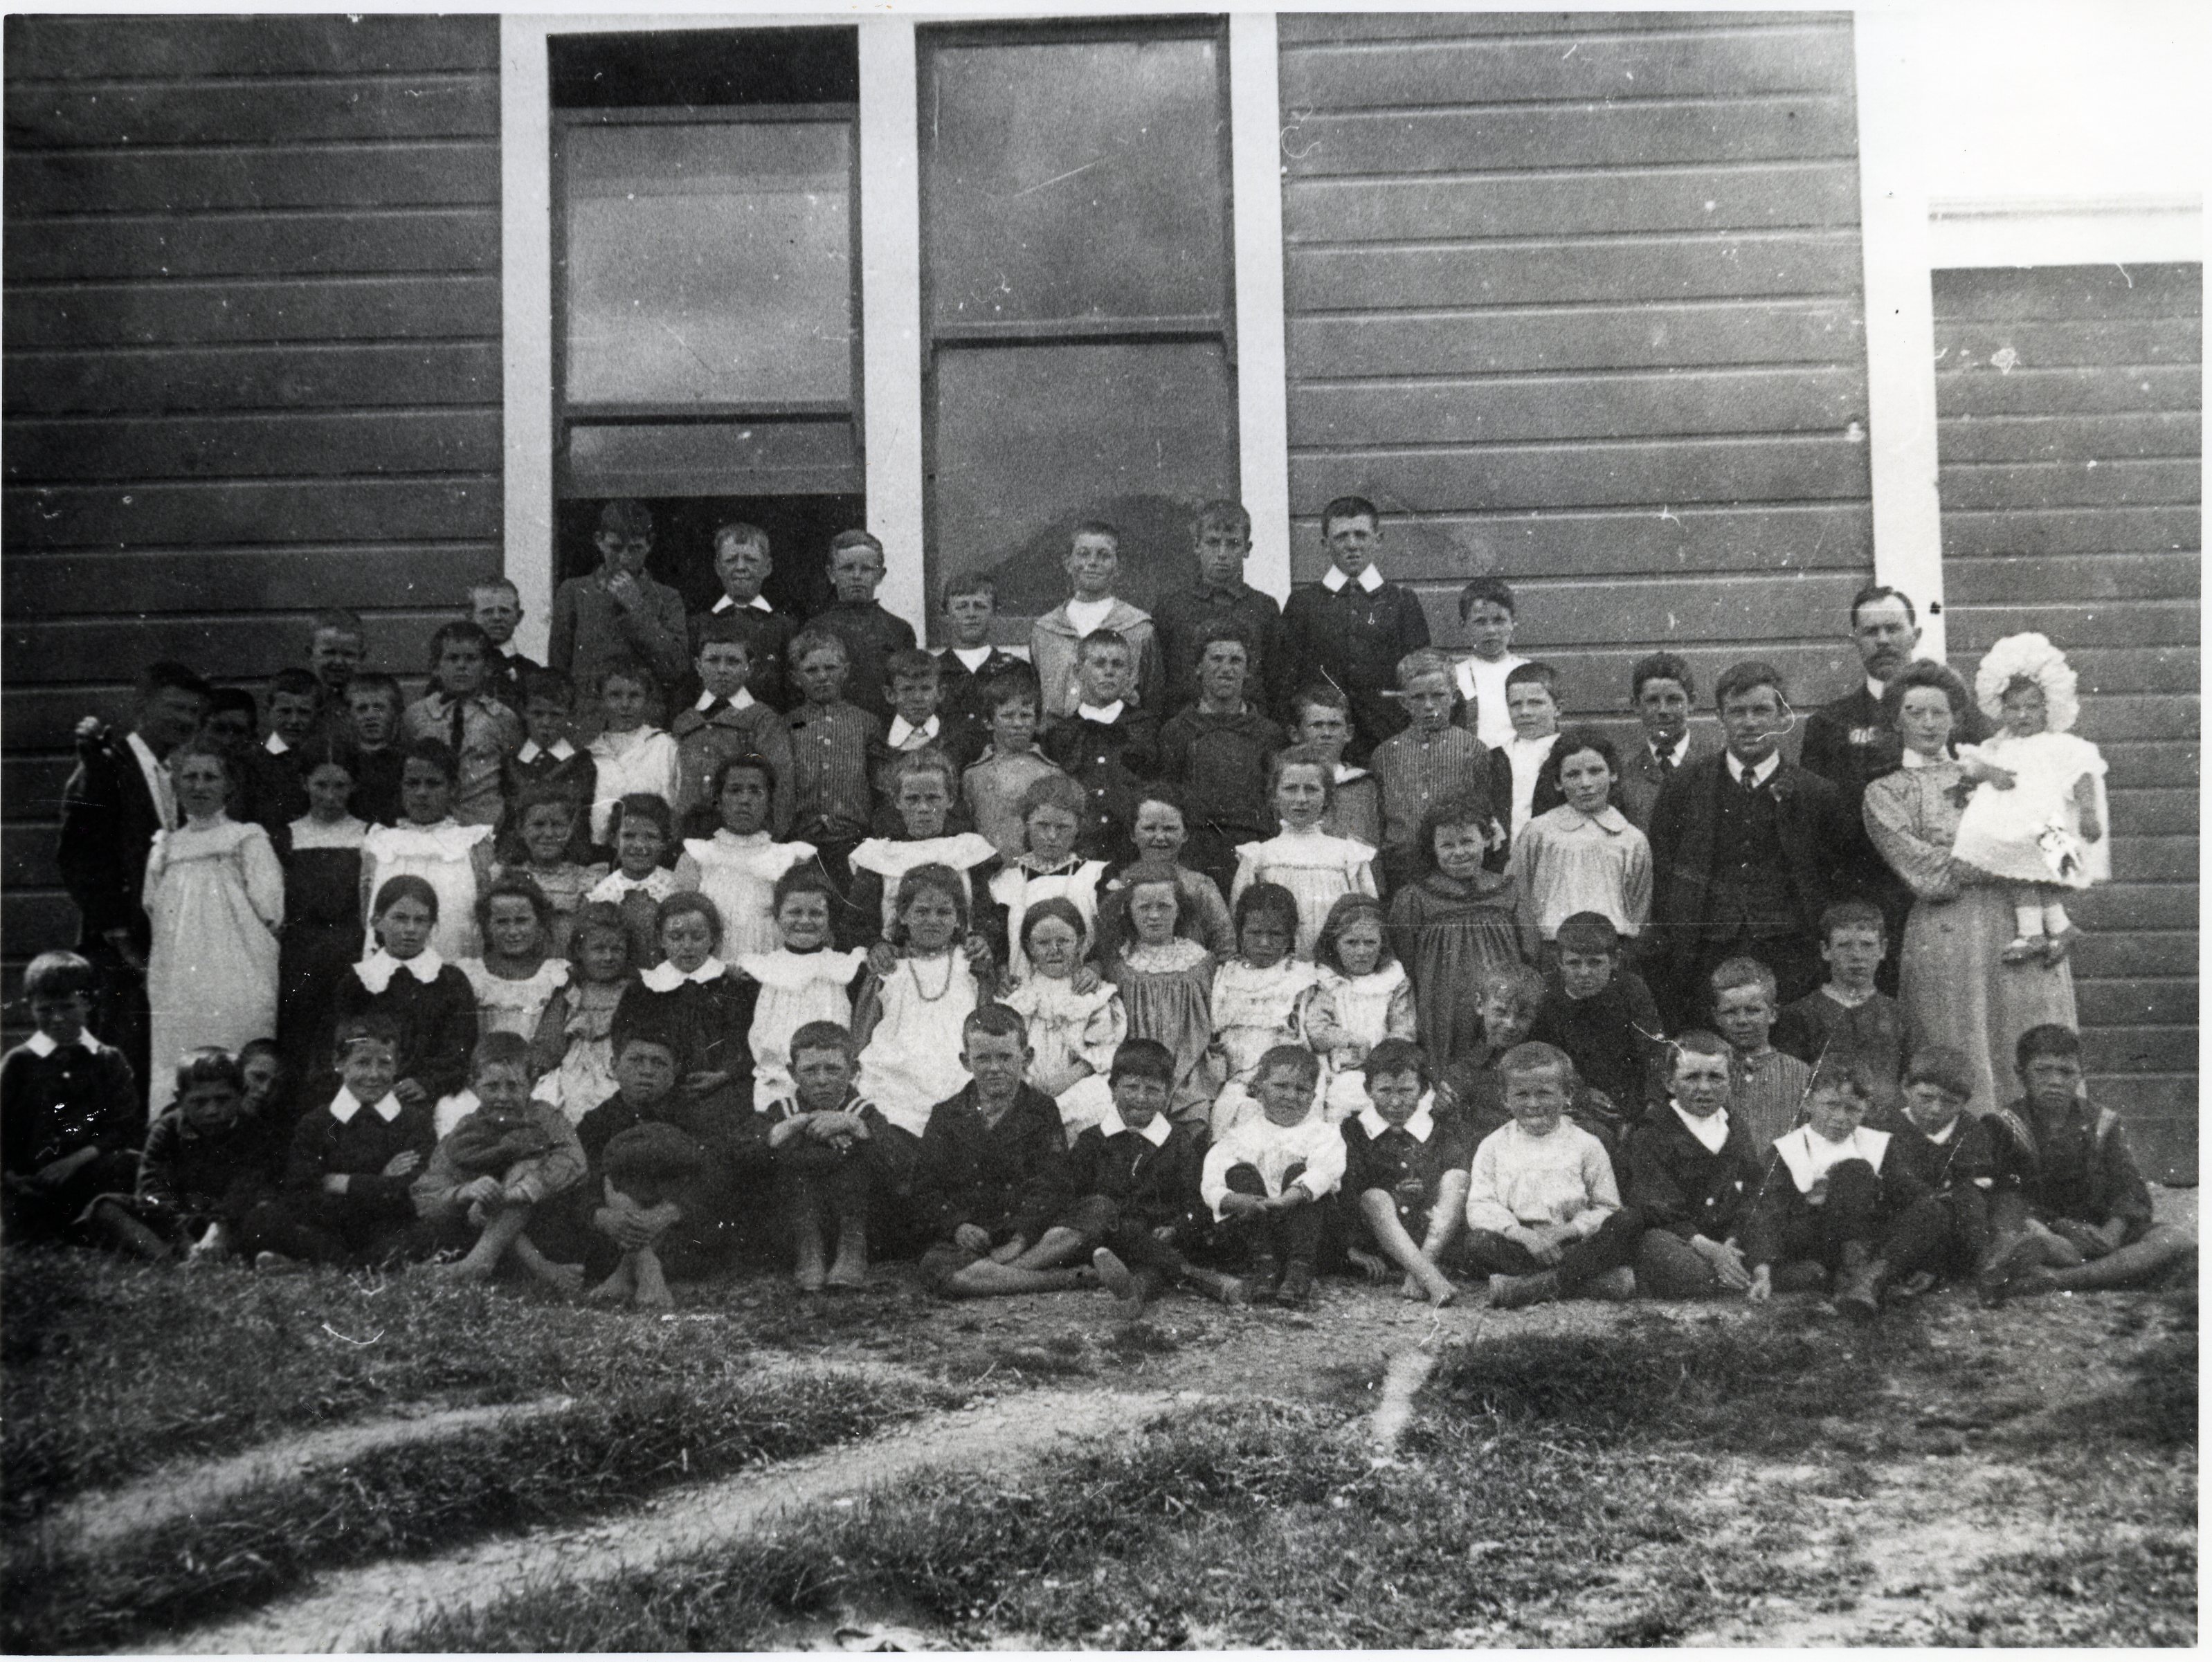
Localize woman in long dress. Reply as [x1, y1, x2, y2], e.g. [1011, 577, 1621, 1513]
[144, 742, 284, 1113]
[1861, 661, 2078, 1115]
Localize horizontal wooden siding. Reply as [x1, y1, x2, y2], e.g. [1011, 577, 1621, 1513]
[1278, 10, 1871, 726]
[2, 15, 502, 1021]
[1934, 262, 2202, 1180]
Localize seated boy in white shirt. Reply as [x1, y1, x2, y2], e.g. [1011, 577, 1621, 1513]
[1461, 1041, 1642, 1308]
[1200, 1043, 1344, 1308]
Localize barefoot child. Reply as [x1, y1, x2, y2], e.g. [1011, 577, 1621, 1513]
[413, 1032, 585, 1286]
[763, 1021, 885, 1290]
[1201, 1045, 1343, 1308]
[912, 1003, 1080, 1298]
[1303, 893, 1417, 1124]
[735, 867, 867, 1112]
[1076, 1039, 1244, 1317]
[675, 753, 818, 962]
[1340, 1039, 1471, 1307]
[1463, 1043, 1642, 1309]
[1231, 744, 1378, 959]
[574, 1032, 736, 1310]
[1952, 633, 2109, 964]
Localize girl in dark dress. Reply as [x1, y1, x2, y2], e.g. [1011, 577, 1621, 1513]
[275, 736, 369, 1092]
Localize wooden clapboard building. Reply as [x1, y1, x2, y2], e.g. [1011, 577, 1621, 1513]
[2, 12, 2196, 1171]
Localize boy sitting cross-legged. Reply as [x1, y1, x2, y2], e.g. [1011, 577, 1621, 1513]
[411, 1031, 586, 1288]
[913, 1003, 1082, 1297]
[1078, 1039, 1248, 1318]
[1977, 1024, 2197, 1302]
[1621, 1030, 1765, 1299]
[1200, 1044, 1346, 1308]
[762, 1021, 887, 1291]
[1341, 1039, 1474, 1307]
[1745, 1057, 1931, 1321]
[1462, 1041, 1642, 1308]
[91, 1046, 284, 1265]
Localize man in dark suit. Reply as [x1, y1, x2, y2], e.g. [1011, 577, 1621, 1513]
[1797, 585, 1963, 992]
[57, 660, 212, 1104]
[1647, 661, 1848, 1030]
[1615, 650, 1714, 832]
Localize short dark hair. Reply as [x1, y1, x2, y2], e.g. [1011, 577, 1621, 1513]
[1291, 682, 1350, 723]
[1071, 519, 1119, 547]
[428, 620, 493, 668]
[1817, 898, 1886, 942]
[1904, 1044, 1975, 1102]
[828, 528, 884, 561]
[310, 609, 366, 641]
[204, 688, 257, 731]
[1019, 771, 1087, 823]
[1361, 1036, 1429, 1085]
[611, 792, 675, 853]
[941, 571, 997, 609]
[1321, 495, 1379, 533]
[1849, 582, 1916, 629]
[2015, 1023, 2083, 1072]
[401, 736, 459, 783]
[1543, 727, 1621, 798]
[371, 873, 440, 922]
[347, 670, 404, 710]
[714, 520, 769, 558]
[1554, 911, 1620, 957]
[22, 950, 98, 1001]
[521, 666, 577, 709]
[985, 664, 1042, 709]
[789, 1020, 855, 1062]
[1108, 1037, 1175, 1086]
[599, 498, 653, 540]
[1504, 661, 1559, 697]
[471, 1030, 534, 1078]
[1196, 621, 1253, 657]
[1630, 651, 1695, 703]
[1808, 1055, 1874, 1102]
[596, 656, 659, 696]
[1708, 954, 1776, 1005]
[1501, 1040, 1576, 1086]
[334, 1011, 404, 1058]
[1133, 779, 1189, 823]
[1458, 576, 1516, 621]
[709, 751, 778, 803]
[269, 668, 323, 704]
[1193, 500, 1251, 539]
[1233, 880, 1299, 940]
[1077, 628, 1130, 664]
[173, 1046, 244, 1100]
[772, 863, 839, 914]
[693, 614, 754, 653]
[886, 648, 939, 684]
[1670, 1029, 1732, 1068]
[1019, 895, 1089, 951]
[1257, 1043, 1321, 1086]
[477, 873, 554, 937]
[653, 889, 724, 951]
[1414, 793, 1495, 872]
[962, 1002, 1028, 1046]
[1714, 660, 1787, 709]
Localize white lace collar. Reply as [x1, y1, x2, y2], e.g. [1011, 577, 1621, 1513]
[640, 956, 728, 992]
[354, 947, 445, 993]
[328, 1086, 404, 1125]
[887, 714, 941, 748]
[695, 688, 757, 713]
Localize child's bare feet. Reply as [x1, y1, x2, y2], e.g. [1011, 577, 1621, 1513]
[1415, 1263, 1458, 1307]
[632, 1250, 675, 1311]
[588, 1259, 637, 1304]
[1399, 1272, 1427, 1301]
[511, 1234, 583, 1295]
[825, 1252, 869, 1289]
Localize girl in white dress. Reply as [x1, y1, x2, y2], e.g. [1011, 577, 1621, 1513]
[1230, 744, 1377, 959]
[676, 754, 817, 964]
[361, 738, 496, 962]
[1206, 882, 1321, 1140]
[853, 864, 987, 1139]
[1302, 893, 1419, 1123]
[530, 901, 633, 1122]
[143, 741, 284, 1113]
[736, 866, 867, 1111]
[1952, 632, 2110, 965]
[458, 874, 570, 1059]
[987, 774, 1107, 984]
[585, 662, 680, 846]
[1000, 897, 1125, 1142]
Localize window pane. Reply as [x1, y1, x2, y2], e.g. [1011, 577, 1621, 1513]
[924, 35, 1228, 329]
[563, 120, 852, 406]
[931, 341, 1238, 617]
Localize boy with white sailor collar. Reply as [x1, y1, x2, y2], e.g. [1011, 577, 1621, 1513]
[1746, 1056, 1930, 1321]
[1621, 1031, 1765, 1299]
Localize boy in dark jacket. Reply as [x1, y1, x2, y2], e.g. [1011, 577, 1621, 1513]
[913, 1004, 1077, 1296]
[1869, 1043, 2011, 1297]
[1340, 1039, 1476, 1307]
[1, 951, 143, 1247]
[1074, 1039, 1242, 1317]
[1039, 630, 1159, 866]
[1622, 1031, 1765, 1297]
[1526, 911, 1659, 1149]
[238, 1014, 439, 1270]
[100, 1048, 284, 1262]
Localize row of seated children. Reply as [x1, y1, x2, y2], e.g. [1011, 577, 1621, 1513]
[7, 938, 2185, 1319]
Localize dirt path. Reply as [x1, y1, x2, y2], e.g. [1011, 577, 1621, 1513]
[45, 1396, 574, 1553]
[158, 1385, 1209, 1656]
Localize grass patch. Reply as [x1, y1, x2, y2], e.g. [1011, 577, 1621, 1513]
[5, 1360, 961, 1653]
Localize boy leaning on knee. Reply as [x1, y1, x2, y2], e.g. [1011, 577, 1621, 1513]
[1200, 1044, 1345, 1309]
[1978, 1024, 2195, 1301]
[1621, 1030, 1764, 1299]
[763, 1020, 885, 1292]
[1340, 1039, 1474, 1307]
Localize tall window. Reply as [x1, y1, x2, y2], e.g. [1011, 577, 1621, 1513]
[919, 19, 1237, 631]
[550, 29, 862, 614]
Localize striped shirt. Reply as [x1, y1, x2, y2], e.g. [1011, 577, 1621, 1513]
[1370, 724, 1492, 852]
[786, 699, 881, 844]
[1732, 1047, 1813, 1155]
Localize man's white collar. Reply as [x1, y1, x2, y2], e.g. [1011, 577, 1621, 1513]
[1100, 1102, 1173, 1147]
[24, 1030, 99, 1059]
[264, 732, 291, 755]
[1357, 1101, 1434, 1142]
[1866, 676, 1888, 702]
[516, 738, 577, 764]
[1653, 734, 1691, 767]
[1671, 1099, 1730, 1153]
[951, 646, 993, 670]
[640, 956, 728, 991]
[887, 714, 940, 748]
[1077, 700, 1126, 723]
[356, 947, 445, 992]
[1322, 564, 1386, 594]
[1725, 750, 1782, 787]
[329, 1086, 404, 1125]
[711, 593, 774, 614]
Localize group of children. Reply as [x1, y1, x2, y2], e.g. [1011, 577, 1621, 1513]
[9, 497, 2186, 1316]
